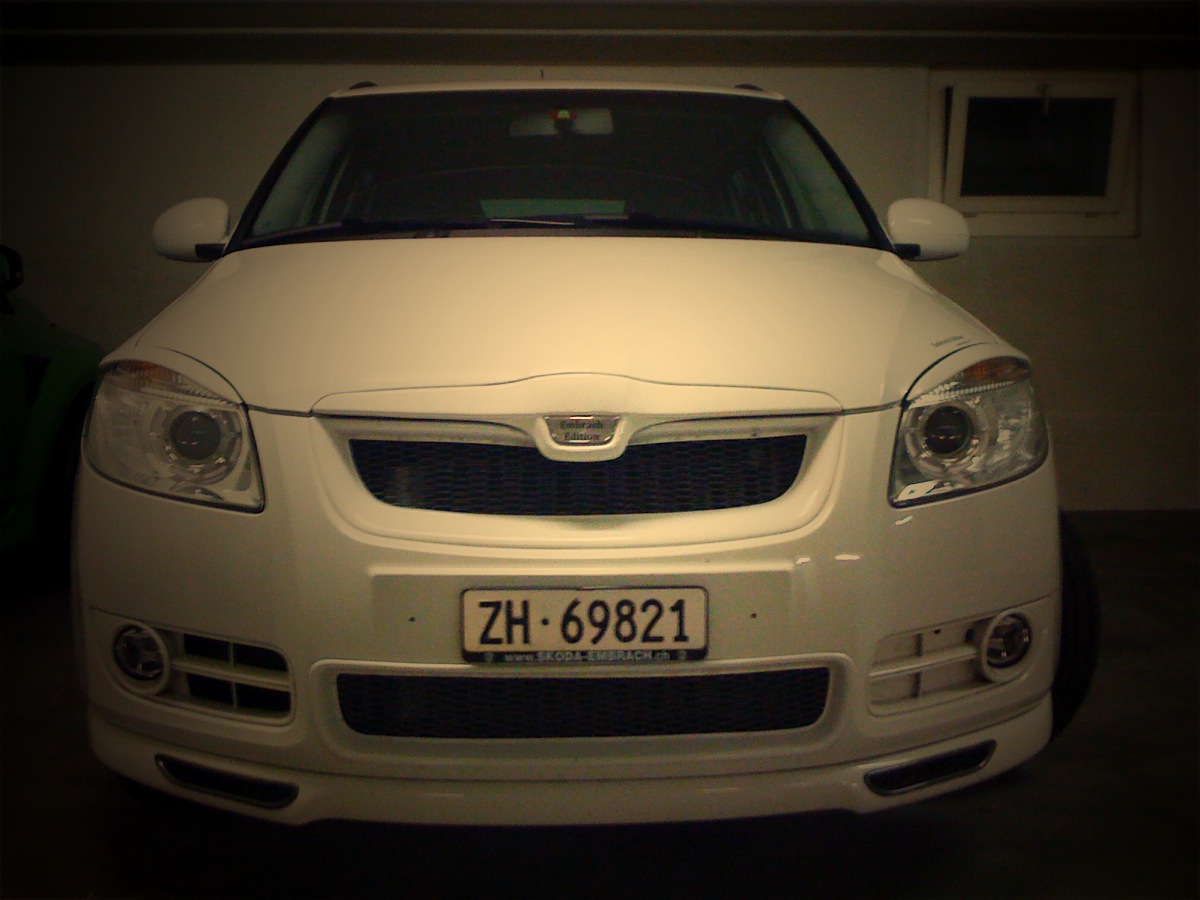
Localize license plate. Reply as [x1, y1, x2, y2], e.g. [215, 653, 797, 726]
[462, 588, 708, 663]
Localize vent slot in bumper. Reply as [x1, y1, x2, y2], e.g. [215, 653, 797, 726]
[864, 741, 996, 796]
[337, 667, 830, 739]
[155, 755, 298, 809]
[160, 631, 292, 721]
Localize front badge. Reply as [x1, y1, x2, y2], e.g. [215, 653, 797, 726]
[544, 415, 621, 446]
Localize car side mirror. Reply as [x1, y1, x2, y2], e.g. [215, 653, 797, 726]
[152, 198, 231, 262]
[1, 244, 24, 293]
[886, 199, 969, 261]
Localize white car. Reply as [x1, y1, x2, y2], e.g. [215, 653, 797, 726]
[75, 81, 1098, 825]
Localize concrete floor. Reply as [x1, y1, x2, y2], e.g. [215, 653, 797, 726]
[2, 511, 1196, 899]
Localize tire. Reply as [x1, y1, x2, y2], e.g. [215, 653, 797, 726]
[1051, 511, 1101, 738]
[37, 391, 91, 577]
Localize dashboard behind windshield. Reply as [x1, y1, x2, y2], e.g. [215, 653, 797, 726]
[239, 89, 879, 248]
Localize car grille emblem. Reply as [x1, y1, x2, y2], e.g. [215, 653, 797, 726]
[544, 415, 621, 446]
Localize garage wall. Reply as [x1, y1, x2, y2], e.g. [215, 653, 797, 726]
[1, 62, 1196, 510]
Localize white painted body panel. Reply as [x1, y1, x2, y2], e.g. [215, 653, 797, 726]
[130, 239, 994, 413]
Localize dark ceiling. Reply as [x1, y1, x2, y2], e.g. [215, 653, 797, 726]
[2, 1, 1197, 66]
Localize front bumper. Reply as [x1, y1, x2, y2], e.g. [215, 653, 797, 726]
[74, 403, 1061, 824]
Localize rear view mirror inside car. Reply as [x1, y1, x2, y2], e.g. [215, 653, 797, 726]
[511, 108, 614, 137]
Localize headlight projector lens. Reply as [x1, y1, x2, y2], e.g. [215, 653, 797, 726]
[167, 410, 223, 462]
[922, 405, 973, 456]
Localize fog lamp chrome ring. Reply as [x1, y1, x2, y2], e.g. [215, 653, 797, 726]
[978, 610, 1033, 683]
[112, 622, 171, 695]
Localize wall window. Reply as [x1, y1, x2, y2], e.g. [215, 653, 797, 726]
[929, 72, 1138, 235]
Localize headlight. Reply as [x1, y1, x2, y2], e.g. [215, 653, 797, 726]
[85, 361, 264, 511]
[890, 357, 1047, 506]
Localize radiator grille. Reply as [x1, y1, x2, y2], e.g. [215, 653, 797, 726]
[336, 667, 830, 739]
[349, 434, 806, 516]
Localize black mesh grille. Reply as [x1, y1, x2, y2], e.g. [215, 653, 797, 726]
[336, 668, 830, 738]
[349, 435, 806, 516]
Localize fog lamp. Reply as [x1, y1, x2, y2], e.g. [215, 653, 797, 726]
[112, 624, 170, 694]
[979, 612, 1032, 682]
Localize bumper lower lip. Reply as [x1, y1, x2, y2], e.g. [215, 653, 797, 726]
[90, 695, 1050, 826]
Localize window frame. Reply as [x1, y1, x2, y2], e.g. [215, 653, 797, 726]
[929, 71, 1139, 236]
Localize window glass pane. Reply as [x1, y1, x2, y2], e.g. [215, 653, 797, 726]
[961, 97, 1115, 197]
[253, 113, 353, 235]
[764, 115, 871, 240]
[246, 90, 873, 247]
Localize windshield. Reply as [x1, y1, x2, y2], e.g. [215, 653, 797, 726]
[239, 89, 878, 248]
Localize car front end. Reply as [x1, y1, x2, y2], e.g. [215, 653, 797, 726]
[74, 83, 1062, 825]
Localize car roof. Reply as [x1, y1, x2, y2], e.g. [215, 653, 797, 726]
[327, 81, 787, 102]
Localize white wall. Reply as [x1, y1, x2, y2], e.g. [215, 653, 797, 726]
[2, 63, 1196, 508]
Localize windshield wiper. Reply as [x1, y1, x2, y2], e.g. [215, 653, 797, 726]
[340, 217, 494, 235]
[583, 214, 876, 248]
[571, 212, 799, 240]
[240, 212, 818, 249]
[240, 216, 584, 248]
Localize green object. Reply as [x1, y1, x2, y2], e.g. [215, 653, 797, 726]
[0, 245, 104, 550]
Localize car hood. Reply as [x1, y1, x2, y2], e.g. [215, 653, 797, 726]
[132, 236, 997, 413]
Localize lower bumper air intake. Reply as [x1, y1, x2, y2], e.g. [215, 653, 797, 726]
[864, 740, 997, 796]
[155, 755, 299, 809]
